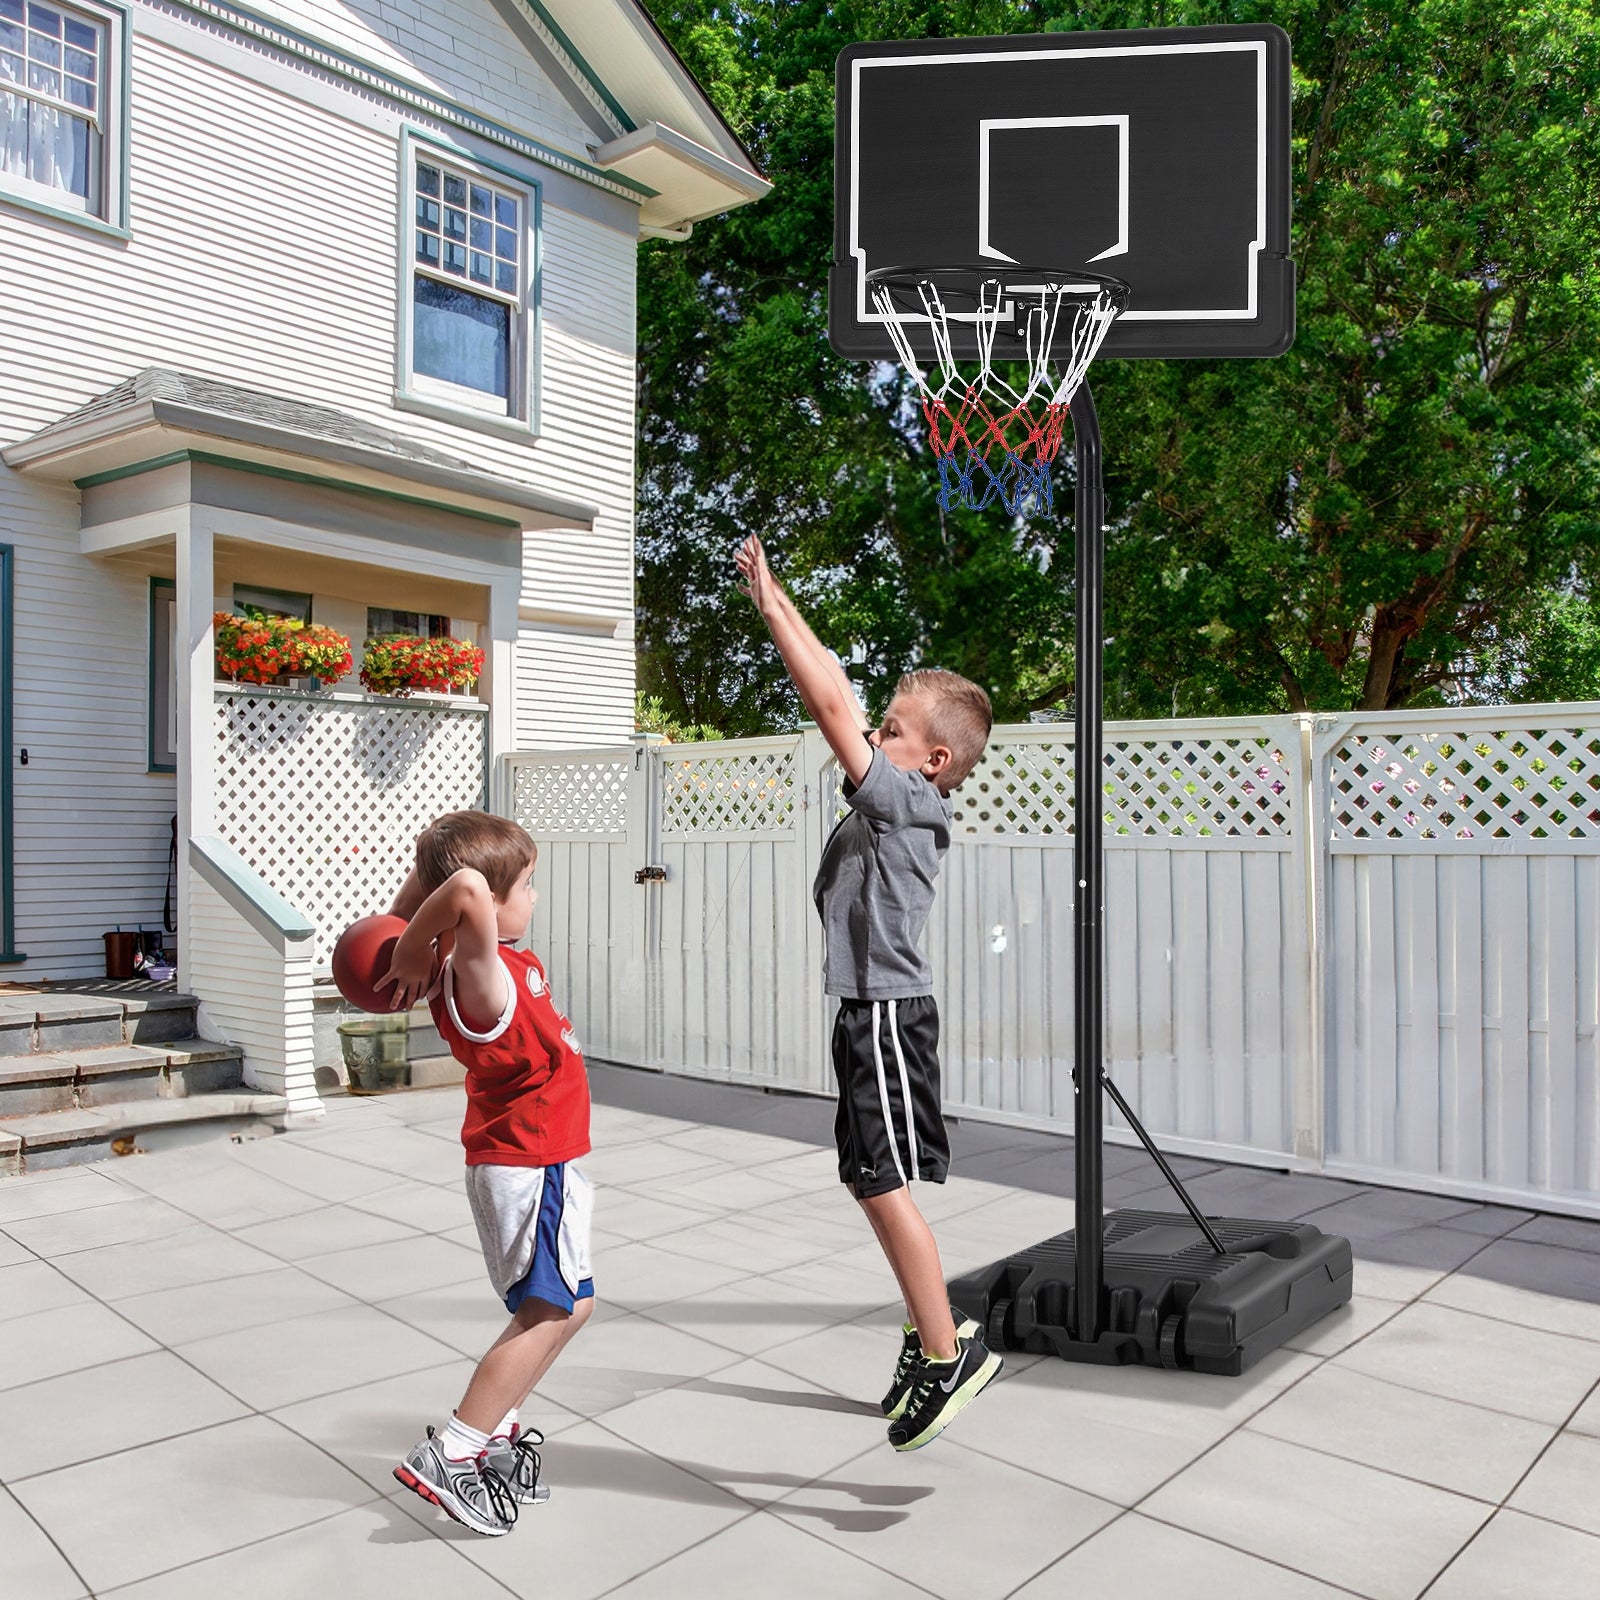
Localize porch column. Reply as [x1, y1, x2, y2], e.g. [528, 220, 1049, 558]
[485, 571, 520, 772]
[174, 513, 213, 992]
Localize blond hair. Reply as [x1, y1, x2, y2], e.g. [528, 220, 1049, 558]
[896, 669, 992, 791]
[415, 811, 536, 899]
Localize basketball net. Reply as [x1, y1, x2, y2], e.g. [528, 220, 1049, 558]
[868, 269, 1127, 517]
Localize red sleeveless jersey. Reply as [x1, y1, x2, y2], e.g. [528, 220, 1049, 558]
[430, 946, 591, 1167]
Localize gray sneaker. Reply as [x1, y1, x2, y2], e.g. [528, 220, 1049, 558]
[484, 1423, 550, 1507]
[394, 1427, 517, 1536]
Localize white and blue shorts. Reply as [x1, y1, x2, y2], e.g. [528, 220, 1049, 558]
[464, 1160, 594, 1315]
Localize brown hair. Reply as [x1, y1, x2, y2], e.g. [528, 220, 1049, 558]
[415, 811, 536, 899]
[896, 669, 993, 791]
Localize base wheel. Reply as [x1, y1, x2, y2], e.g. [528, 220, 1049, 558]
[1158, 1314, 1185, 1370]
[987, 1298, 1014, 1349]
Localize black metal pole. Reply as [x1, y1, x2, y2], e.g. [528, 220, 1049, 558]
[1070, 379, 1105, 1344]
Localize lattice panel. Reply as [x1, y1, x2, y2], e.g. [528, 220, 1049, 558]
[511, 758, 629, 838]
[1329, 726, 1600, 841]
[1104, 738, 1294, 837]
[214, 690, 489, 969]
[955, 737, 1294, 838]
[955, 741, 1075, 837]
[661, 749, 797, 835]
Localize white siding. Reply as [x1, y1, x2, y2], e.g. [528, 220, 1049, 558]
[0, 3, 640, 973]
[515, 622, 633, 747]
[189, 872, 319, 1117]
[0, 472, 177, 973]
[238, 0, 607, 156]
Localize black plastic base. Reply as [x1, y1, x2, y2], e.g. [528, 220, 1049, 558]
[948, 1210, 1354, 1376]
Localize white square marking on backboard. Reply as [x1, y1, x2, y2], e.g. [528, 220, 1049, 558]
[979, 115, 1130, 265]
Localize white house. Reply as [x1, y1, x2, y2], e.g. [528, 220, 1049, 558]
[0, 0, 768, 1120]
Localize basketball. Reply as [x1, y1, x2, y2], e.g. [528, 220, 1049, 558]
[331, 914, 411, 1013]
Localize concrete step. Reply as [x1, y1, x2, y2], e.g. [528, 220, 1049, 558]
[0, 1039, 244, 1120]
[0, 986, 202, 1057]
[0, 1090, 287, 1175]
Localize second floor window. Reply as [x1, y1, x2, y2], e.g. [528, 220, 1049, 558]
[410, 156, 526, 416]
[0, 0, 110, 217]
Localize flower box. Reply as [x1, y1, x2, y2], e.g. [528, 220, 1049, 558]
[214, 613, 354, 687]
[360, 634, 485, 698]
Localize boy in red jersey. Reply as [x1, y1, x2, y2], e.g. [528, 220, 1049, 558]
[380, 810, 592, 1537]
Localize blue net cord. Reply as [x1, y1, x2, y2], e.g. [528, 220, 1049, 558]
[936, 450, 1055, 517]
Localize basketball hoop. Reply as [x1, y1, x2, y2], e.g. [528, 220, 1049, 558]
[866, 265, 1128, 516]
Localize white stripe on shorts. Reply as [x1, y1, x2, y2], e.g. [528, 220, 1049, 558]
[886, 999, 920, 1181]
[869, 1001, 908, 1186]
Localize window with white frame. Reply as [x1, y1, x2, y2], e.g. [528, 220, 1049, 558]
[0, 0, 120, 222]
[407, 151, 529, 419]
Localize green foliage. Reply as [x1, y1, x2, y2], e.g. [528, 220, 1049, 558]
[635, 692, 726, 742]
[637, 0, 1600, 729]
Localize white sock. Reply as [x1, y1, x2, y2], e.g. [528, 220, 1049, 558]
[493, 1408, 518, 1440]
[439, 1414, 491, 1462]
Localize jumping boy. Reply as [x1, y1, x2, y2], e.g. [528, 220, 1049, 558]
[736, 535, 1001, 1450]
[380, 810, 593, 1535]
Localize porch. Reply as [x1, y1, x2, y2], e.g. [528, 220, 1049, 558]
[1, 368, 597, 1124]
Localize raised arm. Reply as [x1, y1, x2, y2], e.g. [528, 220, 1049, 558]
[738, 537, 873, 785]
[381, 866, 504, 1022]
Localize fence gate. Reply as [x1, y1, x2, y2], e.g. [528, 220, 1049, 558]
[508, 736, 835, 1087]
[505, 746, 649, 1067]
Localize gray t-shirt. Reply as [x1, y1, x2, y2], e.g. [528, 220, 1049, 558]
[813, 745, 955, 1000]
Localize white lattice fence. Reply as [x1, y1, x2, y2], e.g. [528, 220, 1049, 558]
[214, 688, 489, 968]
[512, 752, 630, 838]
[954, 727, 1296, 841]
[1326, 721, 1600, 843]
[661, 742, 799, 837]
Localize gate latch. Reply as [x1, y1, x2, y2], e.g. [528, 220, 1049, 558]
[634, 864, 667, 884]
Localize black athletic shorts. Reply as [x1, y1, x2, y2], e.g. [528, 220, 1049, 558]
[831, 995, 950, 1198]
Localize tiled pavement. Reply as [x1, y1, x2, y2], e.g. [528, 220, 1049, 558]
[2, 1062, 1598, 1599]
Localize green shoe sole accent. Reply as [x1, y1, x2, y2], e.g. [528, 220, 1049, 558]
[889, 1348, 1003, 1452]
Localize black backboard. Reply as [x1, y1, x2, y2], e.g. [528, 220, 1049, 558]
[830, 25, 1294, 361]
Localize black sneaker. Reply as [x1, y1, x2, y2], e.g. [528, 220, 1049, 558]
[394, 1427, 518, 1536]
[881, 1309, 981, 1420]
[886, 1331, 1003, 1451]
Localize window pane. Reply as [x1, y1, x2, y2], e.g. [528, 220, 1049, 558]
[469, 183, 489, 216]
[63, 43, 90, 76]
[495, 260, 516, 296]
[1, 89, 25, 175]
[443, 171, 465, 206]
[443, 206, 465, 240]
[493, 193, 516, 228]
[415, 195, 438, 229]
[63, 71, 88, 108]
[63, 16, 95, 50]
[494, 225, 516, 261]
[27, 29, 55, 62]
[0, 49, 20, 82]
[413, 276, 509, 399]
[28, 96, 88, 198]
[416, 161, 439, 197]
[26, 60, 57, 94]
[443, 240, 466, 275]
[26, 4, 60, 36]
[415, 231, 438, 265]
[469, 251, 490, 284]
[0, 0, 21, 22]
[0, 21, 20, 50]
[469, 215, 490, 250]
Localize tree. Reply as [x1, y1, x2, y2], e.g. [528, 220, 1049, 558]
[636, 1, 1600, 732]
